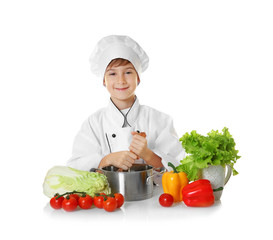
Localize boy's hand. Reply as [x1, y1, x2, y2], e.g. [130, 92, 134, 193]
[129, 131, 149, 160]
[99, 151, 137, 170]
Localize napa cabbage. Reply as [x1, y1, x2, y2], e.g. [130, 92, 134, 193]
[43, 166, 111, 197]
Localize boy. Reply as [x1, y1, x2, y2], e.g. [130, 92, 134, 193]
[67, 35, 184, 171]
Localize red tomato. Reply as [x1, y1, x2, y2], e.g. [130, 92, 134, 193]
[159, 193, 174, 207]
[114, 193, 124, 208]
[93, 195, 106, 209]
[62, 196, 78, 212]
[50, 195, 64, 209]
[103, 197, 117, 212]
[78, 194, 93, 209]
[69, 193, 79, 201]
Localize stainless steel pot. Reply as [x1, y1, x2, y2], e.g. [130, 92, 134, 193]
[91, 164, 165, 201]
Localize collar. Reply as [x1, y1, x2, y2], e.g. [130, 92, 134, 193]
[106, 96, 140, 128]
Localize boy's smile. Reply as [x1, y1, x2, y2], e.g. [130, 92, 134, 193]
[115, 87, 129, 91]
[104, 62, 139, 109]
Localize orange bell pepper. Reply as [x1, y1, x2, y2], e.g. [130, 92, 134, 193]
[162, 162, 189, 202]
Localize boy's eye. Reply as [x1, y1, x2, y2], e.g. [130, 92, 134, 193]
[126, 71, 132, 74]
[109, 73, 116, 76]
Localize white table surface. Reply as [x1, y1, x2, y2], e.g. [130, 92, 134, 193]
[40, 179, 271, 240]
[43, 182, 222, 221]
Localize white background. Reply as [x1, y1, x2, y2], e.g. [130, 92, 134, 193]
[1, 0, 272, 239]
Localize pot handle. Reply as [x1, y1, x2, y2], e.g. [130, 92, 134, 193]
[90, 168, 104, 174]
[224, 164, 232, 185]
[146, 167, 166, 185]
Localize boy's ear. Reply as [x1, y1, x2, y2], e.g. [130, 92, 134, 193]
[103, 78, 106, 86]
[137, 77, 140, 85]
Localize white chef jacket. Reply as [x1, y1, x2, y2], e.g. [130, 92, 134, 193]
[67, 97, 184, 171]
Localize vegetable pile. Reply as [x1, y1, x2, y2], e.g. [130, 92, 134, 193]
[43, 166, 111, 198]
[176, 127, 240, 181]
[159, 178, 223, 207]
[159, 162, 226, 207]
[50, 190, 124, 212]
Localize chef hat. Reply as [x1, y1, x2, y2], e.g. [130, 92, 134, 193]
[89, 35, 149, 78]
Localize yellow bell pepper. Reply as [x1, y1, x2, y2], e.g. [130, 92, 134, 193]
[162, 162, 189, 202]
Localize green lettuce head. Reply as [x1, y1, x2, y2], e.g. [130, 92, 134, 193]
[177, 127, 241, 181]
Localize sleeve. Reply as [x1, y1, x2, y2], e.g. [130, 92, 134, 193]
[66, 117, 103, 171]
[150, 115, 185, 171]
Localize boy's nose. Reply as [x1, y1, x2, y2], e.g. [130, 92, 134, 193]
[117, 75, 126, 84]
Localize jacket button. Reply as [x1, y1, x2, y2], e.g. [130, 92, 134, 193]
[112, 134, 116, 138]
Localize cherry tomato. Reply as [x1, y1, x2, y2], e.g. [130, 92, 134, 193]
[50, 195, 64, 209]
[69, 193, 79, 201]
[114, 193, 124, 208]
[94, 195, 106, 209]
[103, 197, 117, 212]
[78, 194, 93, 209]
[62, 196, 78, 212]
[159, 193, 174, 207]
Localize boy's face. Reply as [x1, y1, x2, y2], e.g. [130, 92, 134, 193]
[104, 62, 139, 104]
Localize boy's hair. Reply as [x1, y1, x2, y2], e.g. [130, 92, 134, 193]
[107, 58, 131, 69]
